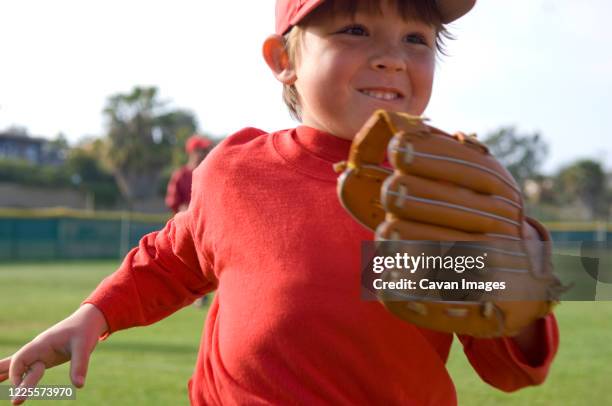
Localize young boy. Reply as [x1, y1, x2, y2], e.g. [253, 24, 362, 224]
[0, 1, 559, 405]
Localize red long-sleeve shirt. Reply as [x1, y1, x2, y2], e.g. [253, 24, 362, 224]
[85, 126, 559, 405]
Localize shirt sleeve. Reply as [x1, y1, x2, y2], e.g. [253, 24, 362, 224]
[458, 313, 559, 392]
[165, 170, 183, 213]
[83, 209, 216, 338]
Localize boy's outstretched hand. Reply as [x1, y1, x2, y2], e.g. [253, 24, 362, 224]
[0, 304, 108, 405]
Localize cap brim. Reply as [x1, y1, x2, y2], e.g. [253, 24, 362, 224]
[278, 0, 475, 35]
[278, 0, 326, 35]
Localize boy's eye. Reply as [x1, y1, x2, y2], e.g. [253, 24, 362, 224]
[404, 33, 429, 46]
[337, 24, 369, 36]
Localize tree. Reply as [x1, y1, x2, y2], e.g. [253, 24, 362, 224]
[65, 145, 120, 208]
[101, 86, 198, 204]
[555, 159, 608, 220]
[483, 127, 549, 188]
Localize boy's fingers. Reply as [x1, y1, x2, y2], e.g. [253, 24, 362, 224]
[0, 356, 11, 382]
[69, 340, 92, 388]
[10, 361, 45, 406]
[8, 356, 28, 388]
[8, 349, 42, 388]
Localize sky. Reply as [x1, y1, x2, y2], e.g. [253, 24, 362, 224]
[0, 0, 610, 174]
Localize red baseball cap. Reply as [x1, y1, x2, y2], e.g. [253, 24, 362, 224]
[275, 0, 476, 35]
[185, 135, 212, 153]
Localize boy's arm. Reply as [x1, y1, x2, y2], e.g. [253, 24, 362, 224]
[458, 313, 558, 392]
[83, 208, 215, 337]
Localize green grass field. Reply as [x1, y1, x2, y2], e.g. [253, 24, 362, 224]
[1, 261, 611, 405]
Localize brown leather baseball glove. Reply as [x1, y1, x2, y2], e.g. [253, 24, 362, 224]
[334, 110, 564, 338]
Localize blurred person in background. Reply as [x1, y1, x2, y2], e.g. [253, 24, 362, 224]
[165, 134, 212, 214]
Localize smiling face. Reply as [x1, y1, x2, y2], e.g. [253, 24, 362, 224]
[292, 1, 437, 139]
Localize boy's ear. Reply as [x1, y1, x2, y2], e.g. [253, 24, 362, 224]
[262, 34, 297, 85]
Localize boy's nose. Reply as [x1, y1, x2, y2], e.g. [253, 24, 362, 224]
[370, 52, 407, 73]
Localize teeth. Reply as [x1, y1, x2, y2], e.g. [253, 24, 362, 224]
[361, 90, 401, 101]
